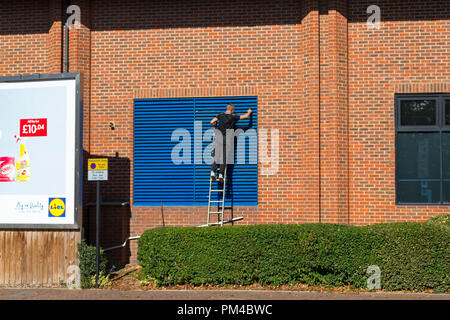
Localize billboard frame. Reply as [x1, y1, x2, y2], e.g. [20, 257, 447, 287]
[0, 73, 82, 230]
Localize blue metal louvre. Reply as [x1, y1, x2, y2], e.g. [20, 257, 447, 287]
[134, 98, 195, 205]
[194, 97, 258, 206]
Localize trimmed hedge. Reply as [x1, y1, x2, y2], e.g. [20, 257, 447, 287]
[297, 223, 449, 292]
[427, 214, 450, 230]
[138, 223, 449, 292]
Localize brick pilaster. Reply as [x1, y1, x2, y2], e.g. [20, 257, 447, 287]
[47, 0, 63, 73]
[319, 0, 349, 223]
[301, 0, 321, 222]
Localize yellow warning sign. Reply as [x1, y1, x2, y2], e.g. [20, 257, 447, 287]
[88, 158, 108, 181]
[88, 158, 108, 171]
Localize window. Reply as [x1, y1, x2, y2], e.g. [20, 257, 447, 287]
[399, 99, 437, 126]
[396, 94, 450, 204]
[134, 96, 258, 206]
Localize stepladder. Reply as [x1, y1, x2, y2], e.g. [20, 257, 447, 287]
[200, 165, 244, 227]
[198, 129, 244, 227]
[207, 166, 227, 226]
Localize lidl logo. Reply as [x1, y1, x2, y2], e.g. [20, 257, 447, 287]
[48, 198, 66, 217]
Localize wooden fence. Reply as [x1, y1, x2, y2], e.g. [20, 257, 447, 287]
[0, 230, 80, 287]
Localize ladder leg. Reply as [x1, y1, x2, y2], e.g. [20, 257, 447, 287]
[207, 168, 213, 226]
[206, 132, 229, 227]
[220, 166, 226, 226]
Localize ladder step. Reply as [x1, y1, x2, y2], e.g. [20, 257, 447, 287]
[208, 211, 223, 214]
[210, 200, 224, 203]
[211, 189, 224, 192]
[198, 217, 244, 227]
[211, 205, 232, 209]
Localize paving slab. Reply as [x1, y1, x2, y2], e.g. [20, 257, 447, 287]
[0, 288, 448, 300]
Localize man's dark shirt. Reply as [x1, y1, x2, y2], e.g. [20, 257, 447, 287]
[216, 113, 240, 136]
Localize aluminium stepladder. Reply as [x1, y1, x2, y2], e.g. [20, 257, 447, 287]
[206, 166, 227, 226]
[198, 129, 244, 227]
[199, 165, 244, 227]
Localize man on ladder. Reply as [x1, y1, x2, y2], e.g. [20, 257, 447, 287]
[210, 103, 252, 182]
[205, 103, 252, 227]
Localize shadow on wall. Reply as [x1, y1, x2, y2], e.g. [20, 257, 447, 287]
[82, 150, 131, 269]
[2, 0, 448, 35]
[89, 0, 449, 31]
[0, 0, 55, 35]
[345, 0, 450, 23]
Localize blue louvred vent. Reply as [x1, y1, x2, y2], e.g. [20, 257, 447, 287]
[134, 96, 257, 206]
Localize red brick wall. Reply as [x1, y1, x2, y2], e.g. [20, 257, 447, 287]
[88, 0, 308, 263]
[0, 0, 59, 74]
[319, 0, 349, 224]
[1, 0, 449, 266]
[348, 0, 450, 224]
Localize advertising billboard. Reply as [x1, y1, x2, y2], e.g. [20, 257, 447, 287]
[0, 73, 81, 229]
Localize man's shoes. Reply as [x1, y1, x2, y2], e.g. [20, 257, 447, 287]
[211, 171, 217, 181]
[218, 174, 224, 183]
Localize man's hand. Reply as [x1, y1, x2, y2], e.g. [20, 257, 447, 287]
[240, 109, 253, 120]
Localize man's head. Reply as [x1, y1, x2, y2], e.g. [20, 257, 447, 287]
[226, 103, 236, 113]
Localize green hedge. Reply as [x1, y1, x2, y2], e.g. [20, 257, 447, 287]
[427, 214, 450, 230]
[77, 239, 108, 288]
[297, 223, 449, 292]
[138, 223, 449, 292]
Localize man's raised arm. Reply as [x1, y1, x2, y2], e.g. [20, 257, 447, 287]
[240, 109, 253, 120]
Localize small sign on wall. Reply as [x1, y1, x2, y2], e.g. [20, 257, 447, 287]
[88, 158, 108, 181]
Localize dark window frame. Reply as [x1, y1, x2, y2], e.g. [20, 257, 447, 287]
[395, 93, 450, 205]
[442, 96, 450, 130]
